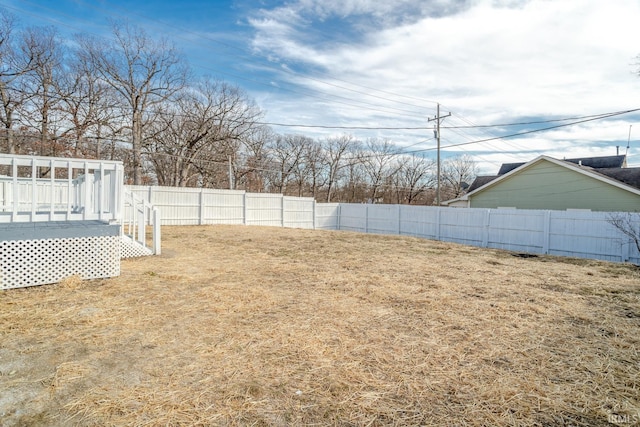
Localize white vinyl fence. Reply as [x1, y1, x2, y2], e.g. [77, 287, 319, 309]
[126, 185, 339, 230]
[340, 204, 640, 264]
[127, 185, 640, 264]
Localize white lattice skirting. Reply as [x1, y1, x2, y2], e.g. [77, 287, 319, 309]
[121, 234, 154, 258]
[0, 235, 121, 290]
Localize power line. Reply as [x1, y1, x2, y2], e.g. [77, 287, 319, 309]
[400, 108, 640, 155]
[254, 109, 640, 131]
[437, 110, 627, 129]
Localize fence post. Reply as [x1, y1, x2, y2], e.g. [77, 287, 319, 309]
[241, 192, 246, 225]
[436, 207, 441, 240]
[542, 210, 551, 254]
[365, 204, 369, 233]
[199, 188, 204, 225]
[397, 204, 401, 235]
[148, 186, 153, 205]
[337, 204, 341, 231]
[312, 199, 316, 230]
[482, 209, 490, 247]
[281, 195, 285, 227]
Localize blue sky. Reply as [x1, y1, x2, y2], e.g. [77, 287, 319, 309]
[3, 0, 640, 173]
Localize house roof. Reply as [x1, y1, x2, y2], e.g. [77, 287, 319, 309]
[595, 167, 640, 189]
[497, 163, 524, 175]
[564, 154, 626, 169]
[445, 155, 640, 205]
[495, 155, 626, 176]
[467, 175, 499, 192]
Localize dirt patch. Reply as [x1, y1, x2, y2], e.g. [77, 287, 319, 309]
[1, 225, 639, 426]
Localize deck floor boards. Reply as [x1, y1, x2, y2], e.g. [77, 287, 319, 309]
[0, 221, 119, 240]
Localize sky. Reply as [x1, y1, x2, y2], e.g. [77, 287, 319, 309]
[2, 0, 640, 173]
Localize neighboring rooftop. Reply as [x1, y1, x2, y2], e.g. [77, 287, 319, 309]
[564, 154, 627, 169]
[467, 175, 499, 192]
[595, 167, 640, 190]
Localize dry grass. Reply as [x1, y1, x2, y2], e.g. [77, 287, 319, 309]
[1, 225, 639, 426]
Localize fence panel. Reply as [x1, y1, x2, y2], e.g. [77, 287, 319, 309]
[367, 204, 400, 234]
[339, 204, 367, 232]
[148, 186, 201, 225]
[486, 209, 546, 253]
[201, 190, 245, 225]
[245, 193, 284, 226]
[439, 208, 486, 246]
[548, 211, 627, 262]
[315, 203, 340, 230]
[283, 196, 315, 229]
[399, 205, 439, 238]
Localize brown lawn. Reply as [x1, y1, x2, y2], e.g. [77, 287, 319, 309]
[1, 225, 639, 426]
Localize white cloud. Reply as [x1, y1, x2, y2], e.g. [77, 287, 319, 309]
[247, 0, 640, 166]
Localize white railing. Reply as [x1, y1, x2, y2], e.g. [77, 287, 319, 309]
[0, 154, 123, 223]
[122, 189, 161, 255]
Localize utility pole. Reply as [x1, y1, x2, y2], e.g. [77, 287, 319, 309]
[428, 103, 451, 205]
[228, 155, 234, 190]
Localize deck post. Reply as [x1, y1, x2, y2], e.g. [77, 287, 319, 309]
[83, 162, 89, 220]
[49, 159, 55, 221]
[31, 160, 37, 221]
[66, 160, 72, 220]
[11, 158, 18, 222]
[98, 162, 105, 221]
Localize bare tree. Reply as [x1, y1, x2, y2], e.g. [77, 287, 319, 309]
[238, 125, 274, 192]
[322, 134, 356, 202]
[608, 212, 640, 262]
[20, 26, 66, 158]
[289, 135, 315, 197]
[267, 134, 308, 194]
[396, 154, 435, 204]
[0, 10, 38, 154]
[77, 22, 188, 184]
[302, 140, 323, 199]
[343, 157, 366, 202]
[55, 45, 118, 157]
[361, 138, 398, 203]
[147, 79, 262, 187]
[440, 154, 478, 201]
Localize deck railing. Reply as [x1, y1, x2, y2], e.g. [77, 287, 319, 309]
[1, 154, 161, 256]
[122, 189, 161, 256]
[0, 154, 124, 223]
